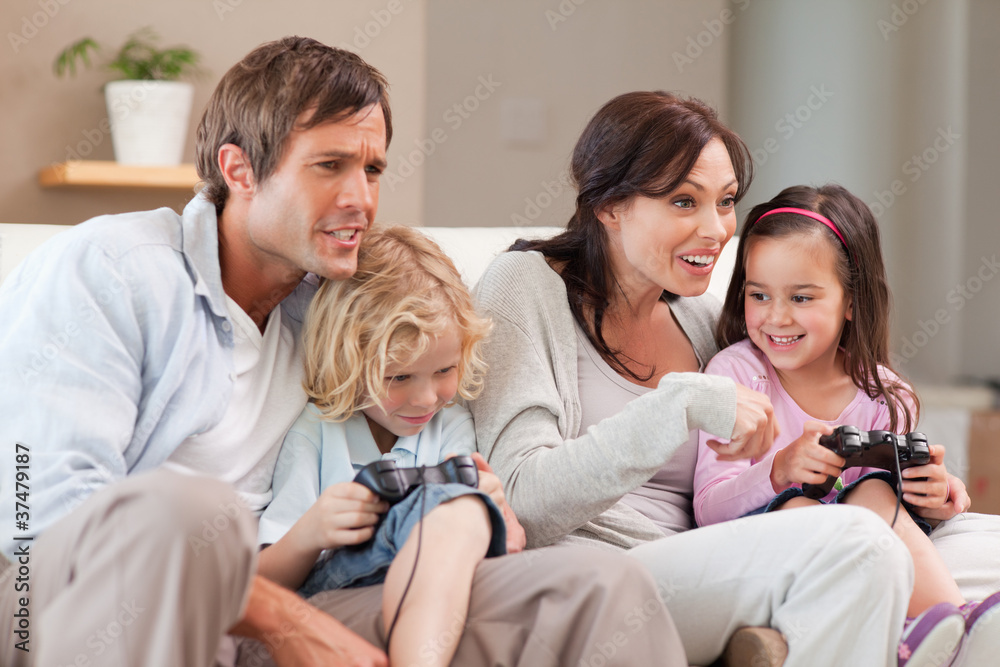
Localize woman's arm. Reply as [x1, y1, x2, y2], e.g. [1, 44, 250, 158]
[469, 253, 738, 547]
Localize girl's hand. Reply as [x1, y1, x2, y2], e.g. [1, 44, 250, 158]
[707, 384, 779, 462]
[914, 472, 971, 522]
[293, 482, 388, 552]
[770, 421, 844, 491]
[471, 452, 526, 554]
[902, 444, 957, 511]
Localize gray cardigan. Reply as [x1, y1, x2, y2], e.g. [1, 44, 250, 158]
[470, 251, 738, 549]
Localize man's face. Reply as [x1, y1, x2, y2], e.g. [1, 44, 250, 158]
[242, 104, 387, 281]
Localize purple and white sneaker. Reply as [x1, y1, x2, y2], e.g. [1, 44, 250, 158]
[898, 602, 965, 667]
[953, 591, 1000, 667]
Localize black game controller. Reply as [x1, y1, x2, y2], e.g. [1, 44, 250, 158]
[353, 455, 479, 504]
[802, 426, 931, 500]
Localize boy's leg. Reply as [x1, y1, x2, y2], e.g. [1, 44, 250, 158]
[382, 495, 491, 667]
[239, 546, 688, 667]
[0, 469, 256, 667]
[629, 504, 912, 667]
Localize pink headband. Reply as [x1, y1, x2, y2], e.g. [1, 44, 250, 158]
[752, 207, 848, 247]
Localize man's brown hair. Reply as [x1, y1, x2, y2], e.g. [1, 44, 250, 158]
[195, 36, 392, 212]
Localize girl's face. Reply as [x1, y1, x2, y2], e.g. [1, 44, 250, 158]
[743, 233, 852, 377]
[362, 323, 463, 444]
[599, 138, 739, 298]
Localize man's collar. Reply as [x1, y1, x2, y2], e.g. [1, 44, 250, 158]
[180, 192, 229, 319]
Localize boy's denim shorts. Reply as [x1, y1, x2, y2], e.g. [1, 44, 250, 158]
[743, 470, 933, 535]
[299, 483, 506, 598]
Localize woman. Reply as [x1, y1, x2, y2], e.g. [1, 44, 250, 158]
[468, 91, 916, 666]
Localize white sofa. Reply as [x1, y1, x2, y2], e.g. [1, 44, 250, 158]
[0, 221, 977, 484]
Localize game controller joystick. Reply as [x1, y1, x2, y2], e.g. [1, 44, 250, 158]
[353, 455, 479, 504]
[802, 426, 931, 500]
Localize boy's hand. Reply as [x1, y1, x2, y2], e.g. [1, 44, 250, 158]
[471, 453, 526, 554]
[295, 482, 388, 552]
[902, 444, 955, 511]
[770, 421, 844, 491]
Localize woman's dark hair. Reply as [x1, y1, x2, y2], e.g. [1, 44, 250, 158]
[716, 184, 919, 433]
[512, 91, 753, 381]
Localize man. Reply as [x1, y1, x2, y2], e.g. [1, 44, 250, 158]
[0, 37, 687, 666]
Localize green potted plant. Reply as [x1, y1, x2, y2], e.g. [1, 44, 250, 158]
[54, 28, 202, 166]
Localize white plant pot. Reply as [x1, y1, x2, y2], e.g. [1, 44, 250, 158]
[104, 80, 194, 166]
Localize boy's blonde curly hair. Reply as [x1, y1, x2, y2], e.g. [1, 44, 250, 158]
[303, 224, 491, 421]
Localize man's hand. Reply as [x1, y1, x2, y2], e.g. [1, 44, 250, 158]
[707, 383, 779, 462]
[230, 575, 388, 667]
[769, 421, 843, 492]
[471, 452, 526, 554]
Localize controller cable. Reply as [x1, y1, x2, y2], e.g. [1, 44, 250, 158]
[889, 433, 903, 529]
[384, 467, 427, 652]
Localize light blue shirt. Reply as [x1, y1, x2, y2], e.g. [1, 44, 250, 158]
[257, 403, 476, 546]
[0, 194, 315, 559]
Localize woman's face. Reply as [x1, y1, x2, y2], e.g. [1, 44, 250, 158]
[600, 138, 739, 298]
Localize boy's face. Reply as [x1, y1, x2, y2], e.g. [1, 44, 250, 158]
[363, 326, 463, 447]
[241, 104, 388, 282]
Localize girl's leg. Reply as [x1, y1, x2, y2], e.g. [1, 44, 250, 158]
[629, 505, 912, 667]
[775, 496, 821, 510]
[382, 495, 491, 667]
[842, 478, 964, 615]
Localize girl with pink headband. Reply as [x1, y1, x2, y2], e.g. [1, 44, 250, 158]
[692, 184, 1000, 667]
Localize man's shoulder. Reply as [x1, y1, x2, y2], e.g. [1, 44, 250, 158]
[65, 207, 185, 260]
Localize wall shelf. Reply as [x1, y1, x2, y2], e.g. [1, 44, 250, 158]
[38, 160, 199, 190]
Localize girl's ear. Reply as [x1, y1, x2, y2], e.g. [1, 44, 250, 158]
[845, 295, 853, 322]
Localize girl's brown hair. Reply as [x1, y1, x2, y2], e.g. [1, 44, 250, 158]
[512, 91, 753, 381]
[716, 183, 919, 432]
[303, 225, 490, 421]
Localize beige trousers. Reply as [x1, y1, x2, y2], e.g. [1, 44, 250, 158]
[235, 544, 687, 667]
[0, 469, 256, 667]
[1, 469, 687, 667]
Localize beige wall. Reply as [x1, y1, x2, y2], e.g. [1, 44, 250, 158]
[423, 0, 731, 229]
[0, 0, 426, 226]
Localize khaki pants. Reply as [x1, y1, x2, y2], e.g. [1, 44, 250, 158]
[0, 470, 256, 667]
[1, 469, 688, 667]
[236, 544, 687, 667]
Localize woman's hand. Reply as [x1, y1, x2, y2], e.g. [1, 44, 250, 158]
[471, 452, 527, 554]
[706, 383, 779, 462]
[906, 446, 970, 522]
[769, 421, 843, 491]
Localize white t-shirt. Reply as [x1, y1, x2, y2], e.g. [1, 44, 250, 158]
[164, 296, 307, 513]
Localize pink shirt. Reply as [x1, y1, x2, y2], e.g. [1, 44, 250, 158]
[693, 339, 908, 527]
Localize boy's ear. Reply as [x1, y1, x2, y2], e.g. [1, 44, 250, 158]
[217, 143, 257, 199]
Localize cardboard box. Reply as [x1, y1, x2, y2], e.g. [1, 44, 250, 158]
[968, 411, 1000, 515]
